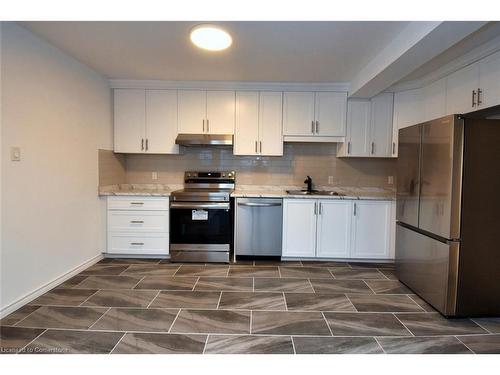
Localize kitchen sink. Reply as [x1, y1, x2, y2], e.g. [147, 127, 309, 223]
[286, 190, 344, 197]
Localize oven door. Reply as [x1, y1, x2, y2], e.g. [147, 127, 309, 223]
[170, 201, 232, 246]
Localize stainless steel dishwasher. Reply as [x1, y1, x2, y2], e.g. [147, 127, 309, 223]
[235, 198, 283, 258]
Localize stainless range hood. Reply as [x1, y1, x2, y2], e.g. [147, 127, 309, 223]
[175, 134, 233, 146]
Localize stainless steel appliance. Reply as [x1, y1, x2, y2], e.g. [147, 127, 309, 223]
[175, 134, 233, 146]
[235, 198, 283, 258]
[396, 114, 500, 317]
[170, 171, 235, 263]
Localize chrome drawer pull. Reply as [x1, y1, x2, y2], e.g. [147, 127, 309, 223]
[130, 202, 144, 205]
[130, 220, 144, 224]
[130, 242, 144, 246]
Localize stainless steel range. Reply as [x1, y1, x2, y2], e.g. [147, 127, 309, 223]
[170, 171, 235, 263]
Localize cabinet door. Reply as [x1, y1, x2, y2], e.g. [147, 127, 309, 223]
[370, 93, 394, 157]
[479, 50, 500, 109]
[114, 89, 146, 153]
[206, 91, 235, 134]
[445, 63, 479, 115]
[316, 200, 351, 258]
[234, 91, 259, 155]
[351, 201, 391, 259]
[282, 199, 317, 258]
[346, 100, 370, 156]
[178, 90, 206, 134]
[283, 92, 315, 136]
[421, 77, 446, 122]
[393, 89, 422, 129]
[259, 92, 283, 156]
[146, 90, 179, 154]
[314, 92, 347, 137]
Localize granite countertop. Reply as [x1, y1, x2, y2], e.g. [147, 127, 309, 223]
[231, 185, 396, 200]
[99, 184, 182, 197]
[99, 184, 395, 200]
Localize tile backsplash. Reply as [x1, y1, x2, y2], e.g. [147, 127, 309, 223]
[100, 144, 396, 188]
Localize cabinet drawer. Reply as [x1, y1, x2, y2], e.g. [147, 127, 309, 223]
[107, 210, 169, 233]
[107, 196, 169, 211]
[107, 233, 169, 255]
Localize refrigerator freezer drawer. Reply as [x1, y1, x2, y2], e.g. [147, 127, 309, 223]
[395, 223, 459, 316]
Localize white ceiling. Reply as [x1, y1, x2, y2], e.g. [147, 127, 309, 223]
[21, 21, 410, 82]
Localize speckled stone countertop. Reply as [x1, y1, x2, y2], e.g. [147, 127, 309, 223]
[99, 184, 395, 200]
[231, 185, 396, 200]
[99, 184, 182, 197]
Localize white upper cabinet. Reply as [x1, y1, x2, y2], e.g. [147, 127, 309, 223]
[283, 92, 315, 136]
[178, 90, 206, 134]
[234, 91, 260, 155]
[370, 93, 394, 157]
[234, 91, 283, 156]
[421, 77, 446, 123]
[283, 91, 347, 140]
[393, 89, 422, 130]
[316, 200, 352, 258]
[478, 50, 500, 109]
[350, 200, 391, 259]
[146, 90, 179, 154]
[338, 93, 394, 158]
[114, 89, 178, 154]
[206, 91, 235, 134]
[259, 92, 283, 156]
[178, 90, 235, 134]
[114, 89, 146, 153]
[314, 92, 347, 137]
[282, 199, 317, 258]
[446, 62, 479, 115]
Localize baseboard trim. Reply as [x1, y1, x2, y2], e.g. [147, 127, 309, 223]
[0, 253, 104, 318]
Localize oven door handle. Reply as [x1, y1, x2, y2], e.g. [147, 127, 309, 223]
[170, 202, 230, 210]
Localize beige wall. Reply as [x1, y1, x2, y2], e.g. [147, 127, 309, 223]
[1, 23, 112, 314]
[119, 143, 396, 188]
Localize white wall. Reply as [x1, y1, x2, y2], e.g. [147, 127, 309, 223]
[0, 23, 112, 315]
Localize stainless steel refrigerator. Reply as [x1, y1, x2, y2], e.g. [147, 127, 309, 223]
[396, 114, 500, 317]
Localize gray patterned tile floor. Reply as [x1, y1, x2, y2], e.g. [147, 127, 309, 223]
[1, 258, 499, 354]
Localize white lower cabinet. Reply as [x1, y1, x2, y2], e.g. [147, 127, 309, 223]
[282, 200, 317, 257]
[107, 197, 169, 256]
[350, 200, 391, 259]
[282, 198, 393, 260]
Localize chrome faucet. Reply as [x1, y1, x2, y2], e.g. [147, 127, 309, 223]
[304, 176, 313, 192]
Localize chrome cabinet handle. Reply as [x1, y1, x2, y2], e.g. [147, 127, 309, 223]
[207, 119, 209, 132]
[371, 142, 375, 154]
[392, 142, 396, 155]
[311, 121, 314, 134]
[472, 90, 477, 107]
[318, 202, 322, 215]
[130, 202, 144, 205]
[259, 141, 262, 153]
[141, 139, 144, 151]
[477, 88, 482, 105]
[130, 242, 144, 246]
[314, 201, 317, 215]
[353, 202, 357, 216]
[130, 220, 144, 224]
[315, 121, 319, 134]
[145, 139, 149, 151]
[202, 119, 205, 132]
[347, 141, 351, 154]
[255, 141, 258, 153]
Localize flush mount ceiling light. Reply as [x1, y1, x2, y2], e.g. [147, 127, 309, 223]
[190, 24, 232, 51]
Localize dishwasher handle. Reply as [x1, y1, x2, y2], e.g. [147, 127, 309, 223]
[237, 202, 282, 207]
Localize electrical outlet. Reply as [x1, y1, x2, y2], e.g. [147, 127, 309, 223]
[388, 176, 394, 185]
[11, 147, 21, 161]
[152, 172, 158, 180]
[328, 176, 334, 184]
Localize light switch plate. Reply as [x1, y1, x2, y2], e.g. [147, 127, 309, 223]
[388, 176, 394, 185]
[328, 176, 334, 184]
[11, 147, 21, 161]
[152, 172, 158, 180]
